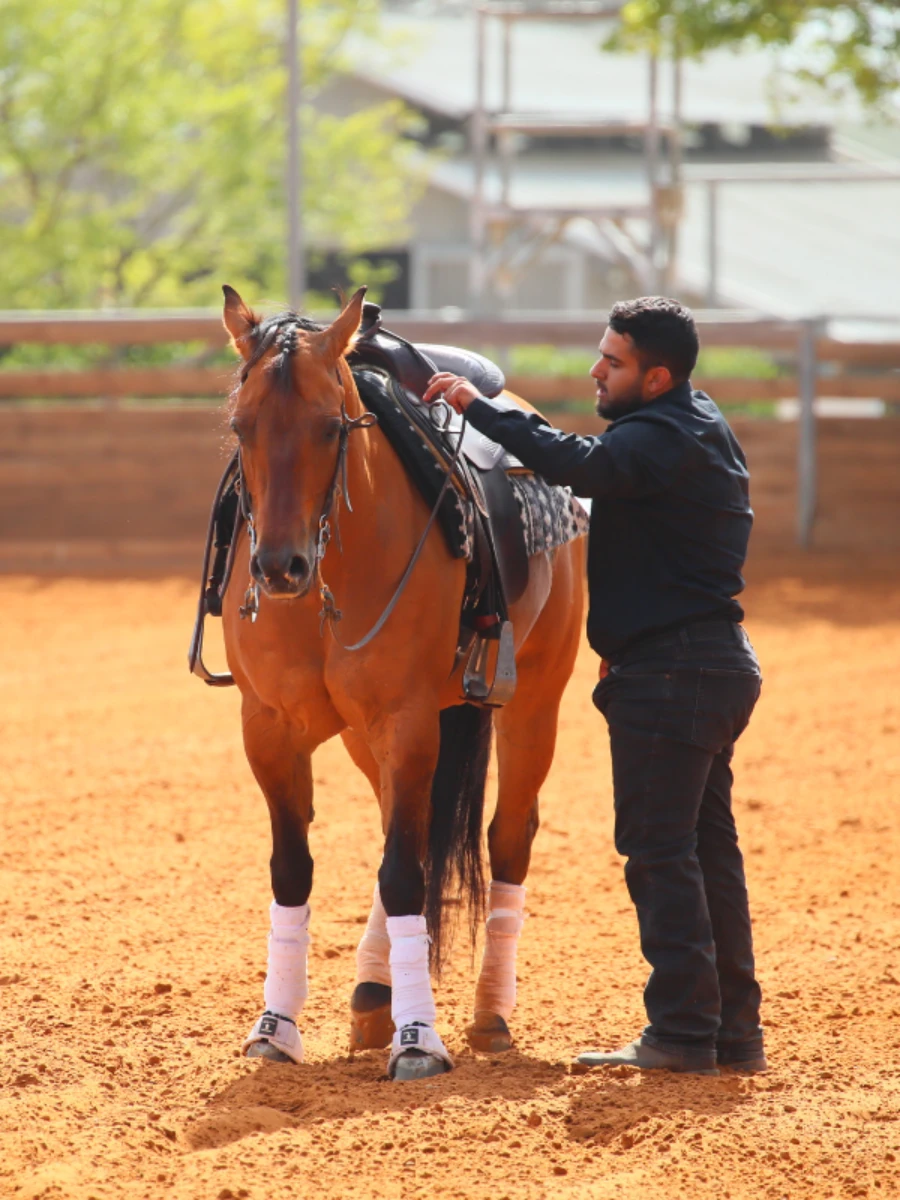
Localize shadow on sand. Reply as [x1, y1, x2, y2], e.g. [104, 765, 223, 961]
[184, 1046, 568, 1150]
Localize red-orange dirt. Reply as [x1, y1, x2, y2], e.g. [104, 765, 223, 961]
[1, 556, 899, 1200]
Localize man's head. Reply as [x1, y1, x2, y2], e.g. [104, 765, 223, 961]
[591, 296, 699, 419]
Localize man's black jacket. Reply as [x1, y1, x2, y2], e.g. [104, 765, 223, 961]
[465, 382, 753, 661]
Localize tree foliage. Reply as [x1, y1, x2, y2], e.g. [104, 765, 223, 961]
[612, 1, 900, 110]
[0, 0, 421, 309]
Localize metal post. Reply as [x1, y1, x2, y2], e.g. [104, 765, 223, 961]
[706, 181, 719, 307]
[645, 52, 661, 292]
[287, 0, 305, 310]
[797, 318, 819, 548]
[469, 7, 489, 311]
[499, 15, 513, 210]
[664, 44, 683, 292]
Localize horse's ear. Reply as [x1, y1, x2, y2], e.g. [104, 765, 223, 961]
[222, 285, 258, 359]
[319, 286, 367, 364]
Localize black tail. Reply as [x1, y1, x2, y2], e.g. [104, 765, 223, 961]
[424, 703, 493, 972]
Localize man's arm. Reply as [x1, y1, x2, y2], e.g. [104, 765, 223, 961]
[465, 397, 628, 498]
[421, 372, 679, 499]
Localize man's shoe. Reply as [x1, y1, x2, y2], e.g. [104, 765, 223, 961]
[718, 1053, 768, 1074]
[576, 1037, 718, 1076]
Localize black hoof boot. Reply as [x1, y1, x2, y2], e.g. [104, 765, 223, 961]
[350, 982, 394, 1051]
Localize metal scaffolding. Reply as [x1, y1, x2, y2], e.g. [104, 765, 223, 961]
[468, 2, 683, 311]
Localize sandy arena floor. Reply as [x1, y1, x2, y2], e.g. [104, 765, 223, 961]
[1, 559, 899, 1200]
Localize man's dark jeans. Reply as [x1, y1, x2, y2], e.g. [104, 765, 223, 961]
[593, 618, 763, 1068]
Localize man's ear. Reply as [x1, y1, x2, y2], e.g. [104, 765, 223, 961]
[645, 365, 673, 397]
[316, 286, 367, 365]
[222, 285, 259, 360]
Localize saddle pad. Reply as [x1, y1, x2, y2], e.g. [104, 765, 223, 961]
[354, 368, 472, 559]
[509, 476, 590, 558]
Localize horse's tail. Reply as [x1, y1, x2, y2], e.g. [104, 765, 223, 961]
[424, 702, 493, 972]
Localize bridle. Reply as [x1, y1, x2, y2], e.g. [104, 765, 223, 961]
[236, 375, 466, 654]
[235, 397, 378, 624]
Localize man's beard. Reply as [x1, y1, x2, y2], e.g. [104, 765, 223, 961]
[595, 386, 645, 421]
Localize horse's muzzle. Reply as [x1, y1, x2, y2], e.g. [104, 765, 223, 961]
[251, 546, 314, 599]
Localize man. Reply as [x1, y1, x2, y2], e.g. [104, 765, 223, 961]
[422, 297, 765, 1077]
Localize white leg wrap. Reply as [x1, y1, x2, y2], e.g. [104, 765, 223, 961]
[386, 914, 452, 1076]
[242, 901, 310, 1064]
[355, 883, 391, 988]
[386, 915, 436, 1028]
[474, 881, 526, 1021]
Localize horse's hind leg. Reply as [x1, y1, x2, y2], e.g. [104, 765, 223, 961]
[240, 696, 322, 1065]
[341, 728, 394, 1052]
[468, 551, 582, 1053]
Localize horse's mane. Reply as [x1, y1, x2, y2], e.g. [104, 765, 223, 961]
[229, 310, 325, 413]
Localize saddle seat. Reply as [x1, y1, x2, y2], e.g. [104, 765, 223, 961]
[351, 301, 506, 400]
[349, 303, 524, 475]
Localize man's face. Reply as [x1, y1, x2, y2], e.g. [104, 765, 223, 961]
[590, 328, 671, 419]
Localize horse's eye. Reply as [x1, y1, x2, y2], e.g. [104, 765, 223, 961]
[323, 423, 341, 442]
[230, 418, 243, 441]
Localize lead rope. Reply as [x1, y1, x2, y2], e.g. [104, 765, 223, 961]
[318, 402, 467, 653]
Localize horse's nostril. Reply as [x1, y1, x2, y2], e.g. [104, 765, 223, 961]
[289, 555, 309, 581]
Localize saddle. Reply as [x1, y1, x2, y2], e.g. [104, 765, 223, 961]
[349, 304, 530, 705]
[190, 307, 530, 707]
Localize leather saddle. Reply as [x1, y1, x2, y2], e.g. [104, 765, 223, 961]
[348, 303, 529, 613]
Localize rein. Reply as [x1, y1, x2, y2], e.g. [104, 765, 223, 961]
[318, 404, 468, 652]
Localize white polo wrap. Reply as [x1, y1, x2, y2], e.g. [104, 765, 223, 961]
[355, 882, 391, 987]
[474, 880, 526, 1021]
[386, 914, 436, 1029]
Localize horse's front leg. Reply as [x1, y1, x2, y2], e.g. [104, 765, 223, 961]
[376, 711, 454, 1082]
[239, 696, 322, 1065]
[340, 729, 395, 1052]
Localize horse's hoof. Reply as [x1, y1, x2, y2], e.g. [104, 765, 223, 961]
[245, 1040, 293, 1064]
[465, 1011, 512, 1053]
[391, 1050, 452, 1082]
[350, 983, 394, 1051]
[350, 1005, 394, 1051]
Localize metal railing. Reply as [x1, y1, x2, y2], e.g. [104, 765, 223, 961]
[1, 307, 898, 547]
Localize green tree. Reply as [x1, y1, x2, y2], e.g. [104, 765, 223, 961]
[612, 1, 900, 109]
[0, 0, 421, 309]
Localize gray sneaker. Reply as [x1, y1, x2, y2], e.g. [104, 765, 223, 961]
[576, 1037, 719, 1076]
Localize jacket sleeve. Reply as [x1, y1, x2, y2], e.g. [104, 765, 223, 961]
[465, 397, 683, 499]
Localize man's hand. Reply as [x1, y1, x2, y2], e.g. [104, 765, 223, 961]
[422, 372, 481, 414]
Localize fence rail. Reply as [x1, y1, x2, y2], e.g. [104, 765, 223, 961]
[2, 308, 899, 547]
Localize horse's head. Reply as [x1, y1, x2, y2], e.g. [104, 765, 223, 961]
[223, 284, 366, 600]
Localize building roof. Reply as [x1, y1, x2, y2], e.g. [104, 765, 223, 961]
[348, 11, 863, 128]
[678, 175, 900, 318]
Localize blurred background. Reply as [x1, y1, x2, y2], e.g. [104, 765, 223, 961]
[1, 0, 898, 572]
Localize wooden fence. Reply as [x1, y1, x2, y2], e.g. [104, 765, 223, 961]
[1, 309, 898, 562]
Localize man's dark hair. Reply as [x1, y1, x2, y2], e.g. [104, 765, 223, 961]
[608, 296, 699, 383]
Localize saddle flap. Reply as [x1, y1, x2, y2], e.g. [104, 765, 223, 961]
[474, 463, 529, 607]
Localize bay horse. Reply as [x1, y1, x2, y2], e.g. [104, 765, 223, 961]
[219, 284, 584, 1080]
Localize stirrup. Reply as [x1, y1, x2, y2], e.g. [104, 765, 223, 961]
[463, 620, 516, 707]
